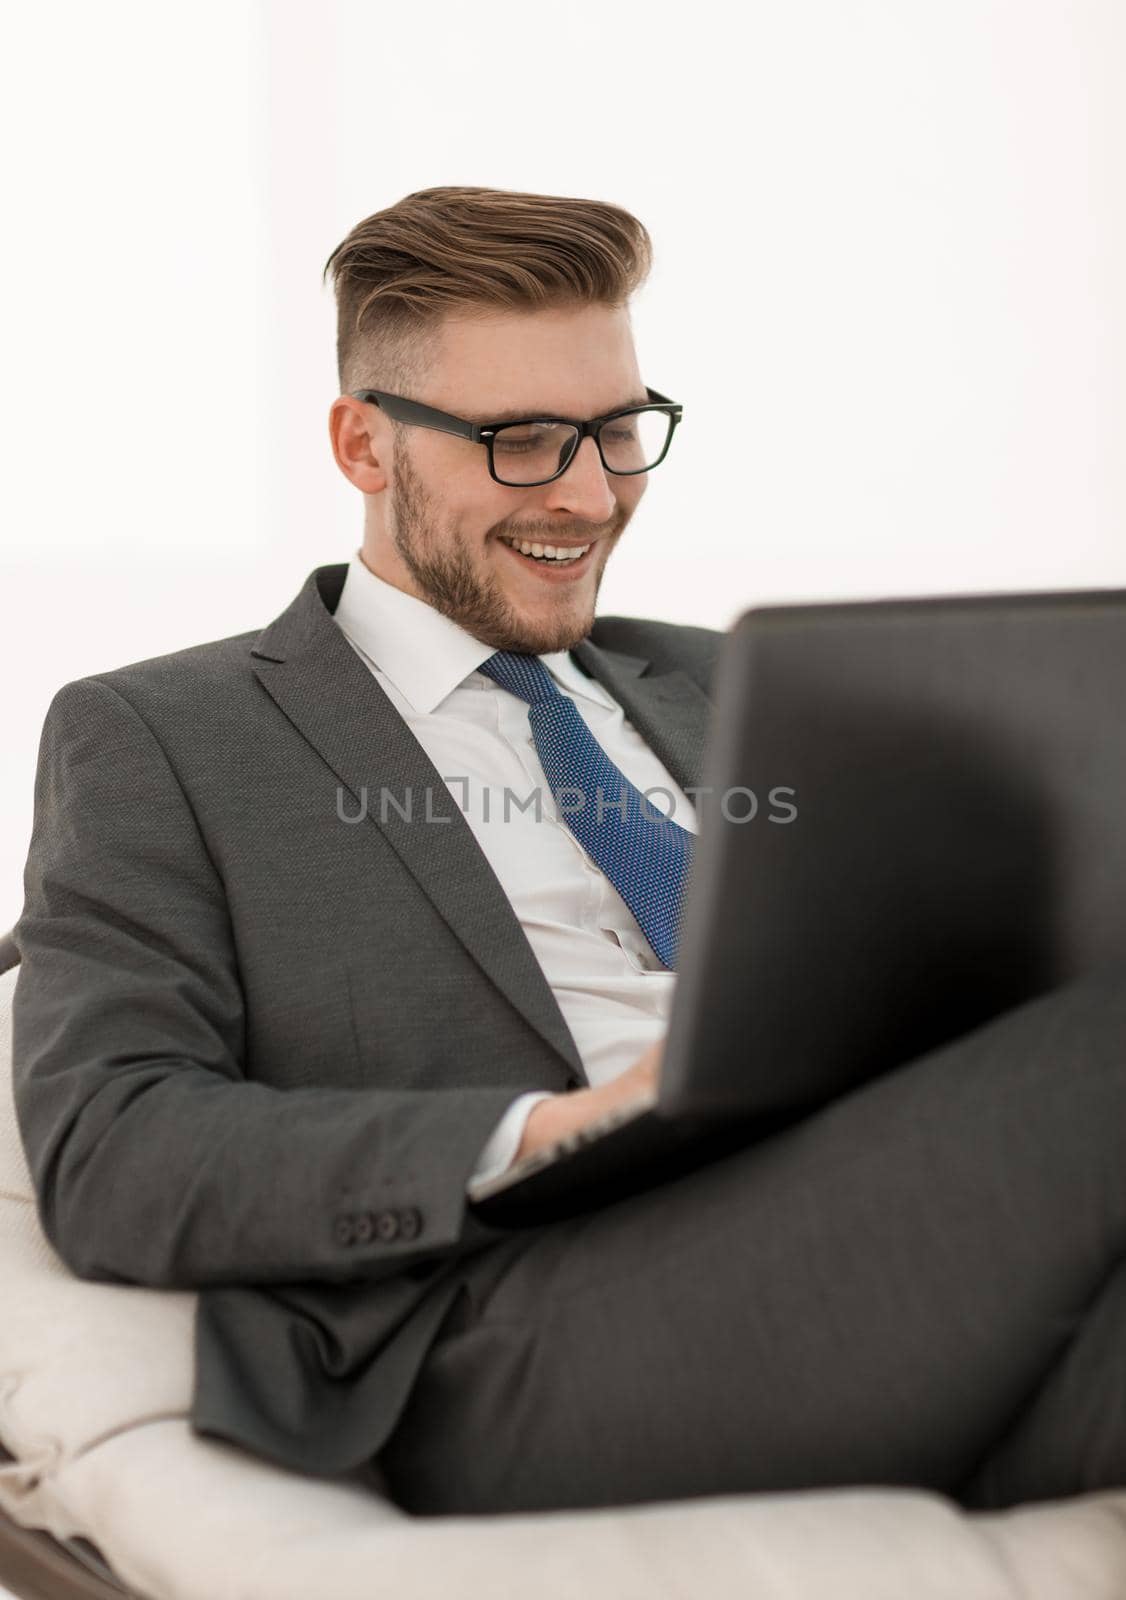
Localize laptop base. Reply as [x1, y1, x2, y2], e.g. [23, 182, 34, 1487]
[467, 1103, 799, 1228]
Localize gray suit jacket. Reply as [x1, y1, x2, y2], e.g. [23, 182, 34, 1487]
[12, 560, 722, 1476]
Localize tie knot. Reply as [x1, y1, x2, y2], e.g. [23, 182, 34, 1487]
[477, 650, 562, 706]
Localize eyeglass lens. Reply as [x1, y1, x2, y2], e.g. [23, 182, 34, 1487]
[490, 410, 673, 485]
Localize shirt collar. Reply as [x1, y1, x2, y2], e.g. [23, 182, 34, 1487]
[332, 548, 616, 715]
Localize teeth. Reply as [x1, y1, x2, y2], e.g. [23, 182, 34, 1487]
[501, 536, 591, 562]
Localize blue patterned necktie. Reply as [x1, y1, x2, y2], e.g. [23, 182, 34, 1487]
[477, 650, 695, 969]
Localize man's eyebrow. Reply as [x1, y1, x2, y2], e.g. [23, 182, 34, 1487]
[468, 394, 652, 425]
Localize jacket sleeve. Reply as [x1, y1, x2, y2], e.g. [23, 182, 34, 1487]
[12, 677, 525, 1290]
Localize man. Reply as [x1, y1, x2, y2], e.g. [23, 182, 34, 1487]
[13, 186, 1126, 1519]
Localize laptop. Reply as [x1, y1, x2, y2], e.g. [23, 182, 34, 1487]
[468, 586, 1126, 1226]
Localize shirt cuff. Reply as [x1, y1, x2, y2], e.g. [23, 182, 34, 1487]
[467, 1091, 556, 1191]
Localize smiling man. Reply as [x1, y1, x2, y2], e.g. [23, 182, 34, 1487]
[335, 303, 647, 655]
[13, 186, 1126, 1521]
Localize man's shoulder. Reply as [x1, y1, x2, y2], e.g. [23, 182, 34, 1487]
[105, 623, 263, 683]
[589, 613, 725, 680]
[44, 626, 265, 738]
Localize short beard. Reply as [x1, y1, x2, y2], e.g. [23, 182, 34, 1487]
[388, 438, 615, 654]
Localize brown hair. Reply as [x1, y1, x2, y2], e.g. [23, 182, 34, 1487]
[322, 185, 653, 401]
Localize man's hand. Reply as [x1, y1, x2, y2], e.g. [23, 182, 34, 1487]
[514, 1037, 665, 1164]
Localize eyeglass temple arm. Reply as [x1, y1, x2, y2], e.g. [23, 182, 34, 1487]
[350, 390, 475, 441]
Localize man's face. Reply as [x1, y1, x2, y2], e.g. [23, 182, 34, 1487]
[333, 303, 650, 654]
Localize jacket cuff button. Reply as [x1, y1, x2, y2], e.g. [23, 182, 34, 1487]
[375, 1210, 400, 1242]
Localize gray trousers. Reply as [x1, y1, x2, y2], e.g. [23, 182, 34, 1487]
[377, 974, 1126, 1517]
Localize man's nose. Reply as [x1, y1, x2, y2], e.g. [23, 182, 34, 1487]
[541, 435, 617, 520]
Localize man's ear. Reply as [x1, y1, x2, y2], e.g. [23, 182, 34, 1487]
[329, 396, 390, 494]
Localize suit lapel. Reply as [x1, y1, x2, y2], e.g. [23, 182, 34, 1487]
[250, 564, 713, 1084]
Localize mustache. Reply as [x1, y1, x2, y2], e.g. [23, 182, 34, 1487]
[494, 514, 625, 544]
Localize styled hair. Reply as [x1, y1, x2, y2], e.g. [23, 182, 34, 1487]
[322, 185, 653, 401]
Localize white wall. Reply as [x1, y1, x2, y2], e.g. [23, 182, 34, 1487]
[2, 0, 1124, 915]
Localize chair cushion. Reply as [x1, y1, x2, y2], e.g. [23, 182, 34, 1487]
[4, 962, 1126, 1599]
[36, 1420, 1126, 1600]
[0, 965, 196, 1468]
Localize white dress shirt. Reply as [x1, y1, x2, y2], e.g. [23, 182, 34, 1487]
[331, 549, 698, 1188]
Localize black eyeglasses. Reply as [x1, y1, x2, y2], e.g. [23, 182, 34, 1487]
[348, 384, 683, 488]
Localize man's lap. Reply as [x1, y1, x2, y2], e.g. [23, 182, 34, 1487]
[379, 976, 1126, 1516]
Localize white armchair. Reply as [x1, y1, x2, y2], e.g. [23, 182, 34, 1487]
[2, 940, 1126, 1600]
